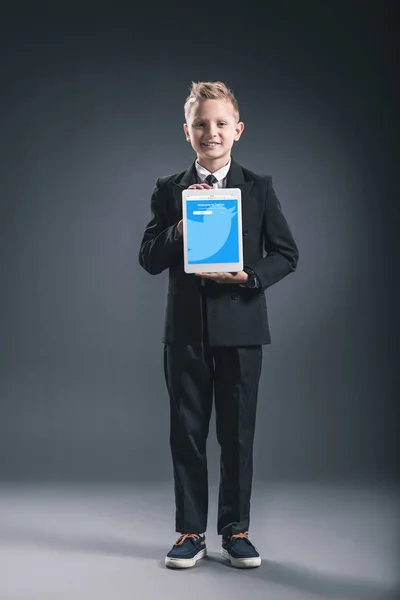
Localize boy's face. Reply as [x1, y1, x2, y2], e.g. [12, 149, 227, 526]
[184, 99, 244, 170]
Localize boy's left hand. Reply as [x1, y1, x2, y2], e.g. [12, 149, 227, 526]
[195, 271, 249, 284]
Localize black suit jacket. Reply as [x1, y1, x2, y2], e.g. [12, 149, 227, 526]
[138, 158, 299, 346]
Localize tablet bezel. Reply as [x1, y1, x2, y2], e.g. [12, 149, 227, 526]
[182, 187, 243, 273]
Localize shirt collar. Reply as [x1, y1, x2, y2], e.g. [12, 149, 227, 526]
[195, 159, 231, 183]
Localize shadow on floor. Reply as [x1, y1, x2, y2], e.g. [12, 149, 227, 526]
[205, 551, 397, 599]
[1, 522, 398, 599]
[0, 522, 164, 560]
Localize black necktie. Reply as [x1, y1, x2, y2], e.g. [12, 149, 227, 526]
[205, 174, 218, 186]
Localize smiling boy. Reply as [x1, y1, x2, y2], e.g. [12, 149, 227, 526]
[139, 81, 299, 569]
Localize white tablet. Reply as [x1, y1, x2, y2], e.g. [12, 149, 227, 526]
[182, 188, 243, 273]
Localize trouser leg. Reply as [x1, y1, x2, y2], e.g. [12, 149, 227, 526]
[213, 345, 263, 536]
[163, 343, 214, 533]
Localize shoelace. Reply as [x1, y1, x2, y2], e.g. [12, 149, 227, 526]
[174, 533, 202, 547]
[231, 531, 249, 540]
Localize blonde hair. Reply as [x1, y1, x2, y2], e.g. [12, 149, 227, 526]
[184, 81, 240, 122]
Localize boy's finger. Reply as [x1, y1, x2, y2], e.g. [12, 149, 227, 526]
[187, 184, 213, 190]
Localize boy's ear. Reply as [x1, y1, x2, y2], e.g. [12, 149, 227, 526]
[183, 123, 190, 141]
[234, 121, 244, 141]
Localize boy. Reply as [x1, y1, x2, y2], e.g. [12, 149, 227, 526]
[138, 81, 299, 569]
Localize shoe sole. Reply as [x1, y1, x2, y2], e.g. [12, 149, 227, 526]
[165, 547, 207, 569]
[221, 548, 261, 568]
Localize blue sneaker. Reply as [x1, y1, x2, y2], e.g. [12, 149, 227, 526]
[165, 533, 207, 568]
[221, 531, 261, 568]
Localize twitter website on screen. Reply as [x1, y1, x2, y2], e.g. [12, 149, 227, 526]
[186, 197, 239, 264]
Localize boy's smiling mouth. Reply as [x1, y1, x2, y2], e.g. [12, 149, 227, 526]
[201, 142, 221, 147]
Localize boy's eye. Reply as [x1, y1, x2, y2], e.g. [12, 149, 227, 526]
[193, 122, 227, 127]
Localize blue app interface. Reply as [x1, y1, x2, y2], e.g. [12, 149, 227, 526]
[186, 196, 239, 264]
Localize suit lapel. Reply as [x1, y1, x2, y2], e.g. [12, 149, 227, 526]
[170, 162, 197, 217]
[226, 158, 254, 197]
[226, 159, 255, 231]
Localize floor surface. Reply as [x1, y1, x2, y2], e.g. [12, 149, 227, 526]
[0, 482, 399, 600]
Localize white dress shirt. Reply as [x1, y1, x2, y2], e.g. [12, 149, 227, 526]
[195, 159, 231, 188]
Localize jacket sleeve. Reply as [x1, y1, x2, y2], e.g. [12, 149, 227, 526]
[246, 177, 299, 290]
[138, 178, 183, 275]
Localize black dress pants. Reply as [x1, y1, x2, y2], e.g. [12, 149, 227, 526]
[163, 341, 262, 537]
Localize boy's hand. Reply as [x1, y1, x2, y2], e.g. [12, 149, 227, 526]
[195, 271, 249, 284]
[187, 184, 214, 190]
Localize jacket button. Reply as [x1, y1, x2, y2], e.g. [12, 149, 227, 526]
[231, 294, 239, 300]
[243, 228, 248, 236]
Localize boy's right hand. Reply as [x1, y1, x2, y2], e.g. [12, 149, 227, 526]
[176, 183, 214, 237]
[187, 184, 214, 190]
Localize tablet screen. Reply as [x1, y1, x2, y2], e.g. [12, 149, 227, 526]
[185, 194, 240, 264]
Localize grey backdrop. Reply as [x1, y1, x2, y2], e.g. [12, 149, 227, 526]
[0, 2, 398, 483]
